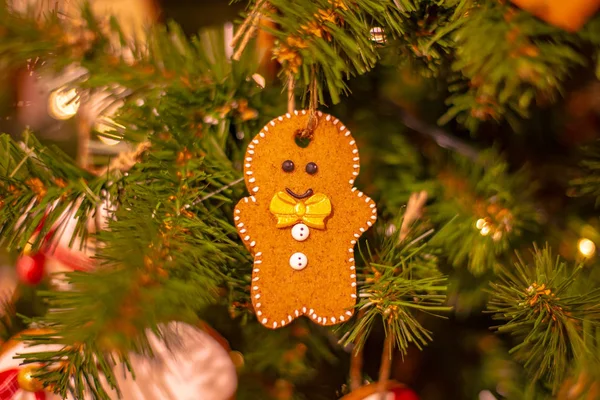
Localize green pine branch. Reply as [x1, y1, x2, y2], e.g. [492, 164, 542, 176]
[7, 116, 253, 398]
[246, 0, 405, 104]
[441, 1, 591, 131]
[429, 150, 539, 275]
[340, 215, 451, 355]
[0, 2, 264, 121]
[571, 139, 600, 206]
[0, 6, 275, 396]
[487, 245, 600, 393]
[0, 131, 100, 253]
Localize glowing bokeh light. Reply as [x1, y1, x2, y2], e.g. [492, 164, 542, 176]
[48, 87, 80, 120]
[578, 238, 596, 257]
[95, 117, 125, 146]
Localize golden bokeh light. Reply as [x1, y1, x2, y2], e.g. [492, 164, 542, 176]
[48, 87, 80, 120]
[578, 238, 596, 257]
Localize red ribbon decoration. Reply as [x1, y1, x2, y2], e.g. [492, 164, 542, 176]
[34, 215, 95, 275]
[0, 369, 20, 400]
[46, 245, 93, 272]
[0, 368, 46, 400]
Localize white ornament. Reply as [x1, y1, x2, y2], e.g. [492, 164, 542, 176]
[289, 252, 308, 270]
[291, 223, 310, 242]
[3, 323, 237, 400]
[113, 322, 237, 400]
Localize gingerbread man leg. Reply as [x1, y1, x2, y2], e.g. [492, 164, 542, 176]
[250, 251, 304, 329]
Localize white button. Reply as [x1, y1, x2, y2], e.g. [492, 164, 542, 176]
[291, 223, 310, 241]
[289, 252, 308, 270]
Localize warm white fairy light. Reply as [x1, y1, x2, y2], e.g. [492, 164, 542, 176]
[95, 117, 125, 146]
[385, 224, 397, 237]
[252, 73, 266, 89]
[476, 218, 491, 236]
[369, 27, 385, 44]
[578, 238, 596, 257]
[48, 87, 80, 120]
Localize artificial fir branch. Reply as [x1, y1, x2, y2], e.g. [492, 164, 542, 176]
[14, 128, 252, 398]
[429, 151, 540, 274]
[236, 0, 405, 103]
[370, 136, 541, 274]
[2, 1, 597, 131]
[348, 192, 427, 391]
[443, 1, 590, 131]
[342, 191, 450, 394]
[0, 131, 101, 254]
[487, 245, 600, 393]
[571, 139, 600, 205]
[0, 6, 271, 395]
[377, 191, 428, 396]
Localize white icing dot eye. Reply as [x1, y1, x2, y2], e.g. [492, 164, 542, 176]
[291, 223, 310, 242]
[289, 252, 308, 270]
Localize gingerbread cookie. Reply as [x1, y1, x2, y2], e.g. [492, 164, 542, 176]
[234, 110, 377, 329]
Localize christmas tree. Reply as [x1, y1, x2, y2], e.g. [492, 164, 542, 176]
[1, 0, 600, 399]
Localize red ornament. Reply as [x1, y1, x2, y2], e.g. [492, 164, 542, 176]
[390, 387, 419, 400]
[16, 253, 46, 285]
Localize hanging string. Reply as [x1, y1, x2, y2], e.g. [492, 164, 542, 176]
[231, 0, 266, 61]
[76, 103, 91, 170]
[349, 311, 366, 390]
[287, 72, 295, 114]
[296, 67, 319, 140]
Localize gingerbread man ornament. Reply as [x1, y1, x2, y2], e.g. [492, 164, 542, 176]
[234, 110, 377, 329]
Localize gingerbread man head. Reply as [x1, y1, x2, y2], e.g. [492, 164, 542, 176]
[235, 110, 377, 329]
[245, 110, 359, 202]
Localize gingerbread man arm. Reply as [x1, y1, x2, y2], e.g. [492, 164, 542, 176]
[234, 195, 260, 253]
[349, 187, 378, 234]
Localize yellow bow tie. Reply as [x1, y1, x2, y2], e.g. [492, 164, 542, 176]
[269, 191, 332, 229]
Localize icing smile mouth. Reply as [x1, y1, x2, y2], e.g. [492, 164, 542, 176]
[286, 188, 314, 199]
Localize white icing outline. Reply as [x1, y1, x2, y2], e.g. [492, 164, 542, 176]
[235, 110, 377, 328]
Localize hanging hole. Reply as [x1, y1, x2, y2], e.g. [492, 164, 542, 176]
[294, 129, 311, 148]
